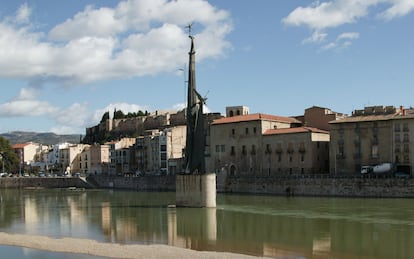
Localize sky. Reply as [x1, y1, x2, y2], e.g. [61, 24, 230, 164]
[0, 0, 414, 134]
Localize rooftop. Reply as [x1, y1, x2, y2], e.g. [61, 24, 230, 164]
[264, 127, 329, 136]
[212, 113, 301, 125]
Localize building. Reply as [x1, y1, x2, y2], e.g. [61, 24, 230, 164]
[134, 126, 186, 175]
[296, 106, 347, 131]
[60, 144, 89, 175]
[208, 110, 303, 175]
[89, 144, 110, 175]
[12, 142, 42, 166]
[108, 138, 136, 175]
[263, 127, 330, 175]
[329, 105, 414, 175]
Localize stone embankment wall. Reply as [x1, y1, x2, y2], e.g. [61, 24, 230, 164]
[89, 175, 176, 191]
[3, 175, 414, 198]
[217, 175, 414, 198]
[0, 177, 91, 189]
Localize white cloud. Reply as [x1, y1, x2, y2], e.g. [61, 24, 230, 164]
[283, 0, 414, 47]
[0, 88, 58, 117]
[0, 0, 232, 86]
[16, 3, 32, 24]
[337, 32, 360, 41]
[380, 0, 414, 20]
[302, 31, 328, 44]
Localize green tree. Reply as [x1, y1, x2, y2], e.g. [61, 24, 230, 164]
[0, 137, 19, 174]
[100, 111, 110, 123]
[113, 110, 125, 119]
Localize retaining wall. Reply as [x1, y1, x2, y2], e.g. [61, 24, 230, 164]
[0, 177, 91, 189]
[89, 175, 176, 191]
[217, 175, 414, 198]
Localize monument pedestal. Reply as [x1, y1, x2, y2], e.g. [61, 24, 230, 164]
[176, 174, 216, 208]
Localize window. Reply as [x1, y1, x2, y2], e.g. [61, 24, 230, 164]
[215, 145, 220, 153]
[404, 144, 410, 153]
[161, 145, 167, 152]
[277, 154, 281, 162]
[403, 134, 409, 143]
[231, 146, 235, 156]
[251, 145, 256, 155]
[395, 123, 401, 132]
[403, 123, 409, 132]
[221, 145, 225, 152]
[395, 134, 401, 143]
[242, 145, 247, 155]
[265, 144, 272, 154]
[395, 144, 401, 153]
[371, 145, 379, 158]
[245, 128, 249, 135]
[253, 127, 257, 134]
[231, 129, 235, 135]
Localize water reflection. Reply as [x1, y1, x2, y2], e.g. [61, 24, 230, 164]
[1, 189, 414, 258]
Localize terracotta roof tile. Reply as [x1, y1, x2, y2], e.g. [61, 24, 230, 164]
[12, 143, 30, 149]
[264, 127, 329, 135]
[329, 113, 414, 124]
[212, 113, 300, 125]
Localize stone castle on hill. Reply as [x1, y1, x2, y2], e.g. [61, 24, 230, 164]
[83, 109, 186, 144]
[83, 109, 222, 144]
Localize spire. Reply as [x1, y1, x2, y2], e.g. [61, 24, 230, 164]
[185, 32, 206, 174]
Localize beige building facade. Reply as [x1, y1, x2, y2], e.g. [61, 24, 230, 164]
[208, 112, 329, 176]
[330, 106, 414, 175]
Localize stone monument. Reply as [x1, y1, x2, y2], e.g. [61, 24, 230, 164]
[176, 30, 216, 208]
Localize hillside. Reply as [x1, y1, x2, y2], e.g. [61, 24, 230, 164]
[0, 131, 82, 145]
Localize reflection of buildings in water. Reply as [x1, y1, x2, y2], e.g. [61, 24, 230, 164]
[66, 195, 87, 227]
[101, 202, 112, 235]
[24, 197, 39, 234]
[312, 236, 331, 257]
[168, 208, 217, 250]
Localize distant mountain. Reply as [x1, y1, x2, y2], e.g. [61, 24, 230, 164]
[0, 131, 83, 145]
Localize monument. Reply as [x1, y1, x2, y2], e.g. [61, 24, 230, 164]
[175, 29, 216, 208]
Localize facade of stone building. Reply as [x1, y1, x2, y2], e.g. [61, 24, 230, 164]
[84, 144, 110, 175]
[208, 113, 304, 175]
[329, 106, 414, 175]
[301, 106, 347, 131]
[262, 127, 330, 175]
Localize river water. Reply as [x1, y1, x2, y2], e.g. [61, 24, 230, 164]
[0, 189, 413, 258]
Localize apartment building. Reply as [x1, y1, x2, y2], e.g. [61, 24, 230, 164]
[134, 126, 186, 175]
[13, 142, 43, 165]
[60, 144, 89, 175]
[108, 138, 136, 175]
[329, 106, 414, 175]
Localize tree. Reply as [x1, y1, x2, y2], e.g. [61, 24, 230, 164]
[100, 111, 110, 123]
[0, 137, 19, 174]
[113, 110, 125, 119]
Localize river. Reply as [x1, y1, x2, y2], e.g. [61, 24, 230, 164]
[0, 189, 413, 258]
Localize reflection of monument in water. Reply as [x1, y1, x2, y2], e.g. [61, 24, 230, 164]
[168, 207, 217, 249]
[175, 27, 216, 208]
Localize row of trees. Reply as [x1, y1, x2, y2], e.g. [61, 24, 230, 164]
[100, 110, 150, 123]
[0, 137, 19, 174]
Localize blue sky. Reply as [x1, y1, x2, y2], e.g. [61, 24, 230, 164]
[0, 0, 413, 134]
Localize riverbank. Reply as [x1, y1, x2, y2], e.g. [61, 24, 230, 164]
[2, 174, 414, 198]
[0, 232, 259, 259]
[89, 174, 414, 198]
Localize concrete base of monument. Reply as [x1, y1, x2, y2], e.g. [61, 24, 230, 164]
[176, 173, 216, 208]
